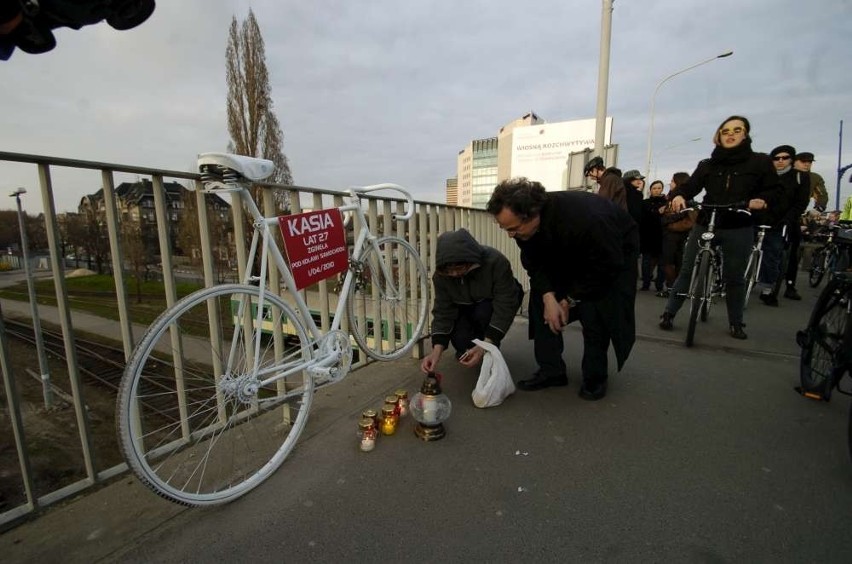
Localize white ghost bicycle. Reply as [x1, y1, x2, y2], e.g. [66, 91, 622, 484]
[116, 153, 429, 506]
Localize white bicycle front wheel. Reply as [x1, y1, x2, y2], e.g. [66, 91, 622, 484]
[117, 284, 314, 506]
[347, 236, 429, 361]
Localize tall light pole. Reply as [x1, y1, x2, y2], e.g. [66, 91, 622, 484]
[10, 187, 53, 409]
[593, 0, 614, 160]
[644, 51, 733, 181]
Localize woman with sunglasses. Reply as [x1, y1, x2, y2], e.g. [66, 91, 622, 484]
[658, 115, 780, 340]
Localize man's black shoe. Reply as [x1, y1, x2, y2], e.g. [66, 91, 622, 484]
[578, 380, 607, 401]
[784, 286, 802, 300]
[517, 372, 568, 391]
[659, 312, 674, 330]
[730, 323, 748, 340]
[759, 293, 779, 307]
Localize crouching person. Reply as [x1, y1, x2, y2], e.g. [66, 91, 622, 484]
[420, 229, 523, 374]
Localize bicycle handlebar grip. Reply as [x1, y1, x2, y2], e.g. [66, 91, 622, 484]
[349, 183, 415, 221]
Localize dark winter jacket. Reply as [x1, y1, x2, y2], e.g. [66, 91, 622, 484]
[640, 195, 668, 254]
[597, 167, 626, 210]
[783, 169, 811, 227]
[751, 168, 810, 230]
[430, 229, 522, 348]
[516, 191, 638, 301]
[624, 180, 644, 229]
[669, 144, 780, 229]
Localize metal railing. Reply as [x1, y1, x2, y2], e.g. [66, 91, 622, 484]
[0, 150, 524, 528]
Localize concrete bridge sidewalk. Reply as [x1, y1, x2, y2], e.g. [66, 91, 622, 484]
[2, 275, 852, 562]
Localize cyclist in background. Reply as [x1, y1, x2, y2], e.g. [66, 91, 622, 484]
[658, 115, 780, 340]
[794, 152, 828, 212]
[754, 145, 807, 306]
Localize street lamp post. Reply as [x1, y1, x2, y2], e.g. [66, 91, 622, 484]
[644, 51, 733, 181]
[10, 187, 53, 409]
[593, 0, 614, 160]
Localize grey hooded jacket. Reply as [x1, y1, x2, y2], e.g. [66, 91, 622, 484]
[430, 229, 522, 348]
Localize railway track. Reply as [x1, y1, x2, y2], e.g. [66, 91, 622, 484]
[3, 319, 180, 423]
[4, 318, 127, 394]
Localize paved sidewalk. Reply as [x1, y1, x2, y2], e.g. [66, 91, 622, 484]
[2, 276, 852, 562]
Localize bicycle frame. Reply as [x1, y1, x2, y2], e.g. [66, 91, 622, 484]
[685, 209, 720, 302]
[747, 226, 769, 281]
[743, 225, 771, 304]
[208, 181, 414, 388]
[685, 204, 752, 298]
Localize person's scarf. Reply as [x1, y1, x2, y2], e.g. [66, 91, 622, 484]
[776, 164, 792, 175]
[710, 137, 753, 166]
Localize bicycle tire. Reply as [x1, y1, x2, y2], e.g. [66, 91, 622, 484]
[799, 277, 850, 398]
[686, 252, 711, 347]
[347, 236, 429, 361]
[701, 255, 719, 322]
[117, 284, 315, 506]
[743, 249, 761, 309]
[809, 247, 826, 288]
[826, 250, 838, 284]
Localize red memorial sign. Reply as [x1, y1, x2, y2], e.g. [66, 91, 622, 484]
[279, 209, 349, 290]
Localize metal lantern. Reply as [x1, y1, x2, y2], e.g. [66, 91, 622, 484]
[409, 374, 452, 441]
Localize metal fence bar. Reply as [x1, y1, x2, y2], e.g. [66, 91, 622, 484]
[0, 150, 522, 529]
[37, 162, 97, 482]
[100, 169, 134, 358]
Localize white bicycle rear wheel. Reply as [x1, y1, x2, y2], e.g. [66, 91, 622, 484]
[347, 236, 429, 361]
[117, 284, 314, 506]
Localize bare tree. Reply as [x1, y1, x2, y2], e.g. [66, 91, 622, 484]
[121, 218, 152, 303]
[80, 207, 109, 274]
[226, 9, 293, 188]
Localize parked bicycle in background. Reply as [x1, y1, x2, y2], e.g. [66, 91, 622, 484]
[808, 220, 852, 288]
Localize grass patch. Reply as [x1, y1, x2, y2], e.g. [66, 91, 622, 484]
[0, 274, 204, 326]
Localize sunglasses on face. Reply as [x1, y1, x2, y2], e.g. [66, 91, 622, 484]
[773, 155, 791, 161]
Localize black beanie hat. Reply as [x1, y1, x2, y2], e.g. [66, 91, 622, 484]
[770, 145, 796, 158]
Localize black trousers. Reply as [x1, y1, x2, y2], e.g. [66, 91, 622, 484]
[528, 289, 616, 385]
[784, 226, 802, 288]
[449, 300, 494, 358]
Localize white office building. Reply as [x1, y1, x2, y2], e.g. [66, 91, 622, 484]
[455, 112, 613, 208]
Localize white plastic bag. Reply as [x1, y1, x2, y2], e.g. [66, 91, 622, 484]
[470, 339, 515, 408]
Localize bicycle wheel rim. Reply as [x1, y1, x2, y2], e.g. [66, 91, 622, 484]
[744, 253, 758, 308]
[799, 279, 849, 395]
[347, 236, 429, 361]
[117, 284, 315, 506]
[701, 258, 715, 322]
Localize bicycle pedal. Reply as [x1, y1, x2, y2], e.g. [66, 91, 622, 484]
[794, 386, 826, 401]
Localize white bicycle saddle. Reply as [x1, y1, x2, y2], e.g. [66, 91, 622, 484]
[197, 152, 275, 181]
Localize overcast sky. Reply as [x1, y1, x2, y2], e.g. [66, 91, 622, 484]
[2, 0, 851, 214]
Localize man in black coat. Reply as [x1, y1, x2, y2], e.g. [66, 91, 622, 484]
[486, 178, 639, 401]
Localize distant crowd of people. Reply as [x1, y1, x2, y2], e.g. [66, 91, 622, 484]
[420, 113, 849, 402]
